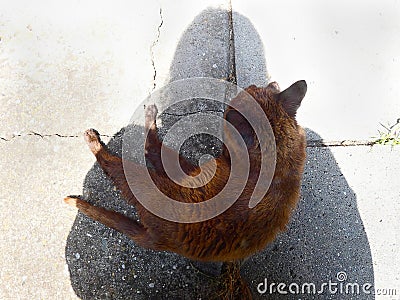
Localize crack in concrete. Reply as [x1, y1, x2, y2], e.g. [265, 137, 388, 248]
[0, 131, 386, 148]
[150, 7, 164, 92]
[0, 131, 112, 142]
[162, 109, 225, 117]
[307, 139, 376, 148]
[227, 0, 237, 84]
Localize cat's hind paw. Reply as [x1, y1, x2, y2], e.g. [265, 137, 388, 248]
[64, 196, 84, 208]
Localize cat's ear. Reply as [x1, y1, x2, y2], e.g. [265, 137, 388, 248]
[277, 80, 307, 118]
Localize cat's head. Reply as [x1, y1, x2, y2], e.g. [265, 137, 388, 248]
[224, 80, 307, 149]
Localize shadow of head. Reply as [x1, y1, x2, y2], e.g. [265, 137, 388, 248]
[167, 7, 268, 87]
[65, 7, 374, 300]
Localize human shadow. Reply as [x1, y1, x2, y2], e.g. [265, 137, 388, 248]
[65, 7, 374, 300]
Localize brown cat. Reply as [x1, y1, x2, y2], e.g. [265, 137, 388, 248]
[65, 80, 307, 297]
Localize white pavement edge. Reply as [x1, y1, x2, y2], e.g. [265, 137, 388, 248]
[232, 0, 400, 141]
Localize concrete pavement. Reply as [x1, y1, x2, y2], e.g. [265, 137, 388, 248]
[1, 1, 399, 299]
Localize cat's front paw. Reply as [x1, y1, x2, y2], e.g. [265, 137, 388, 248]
[84, 128, 102, 154]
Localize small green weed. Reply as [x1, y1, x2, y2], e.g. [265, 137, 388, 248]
[374, 118, 400, 145]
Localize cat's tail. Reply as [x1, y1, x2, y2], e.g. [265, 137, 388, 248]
[217, 261, 253, 299]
